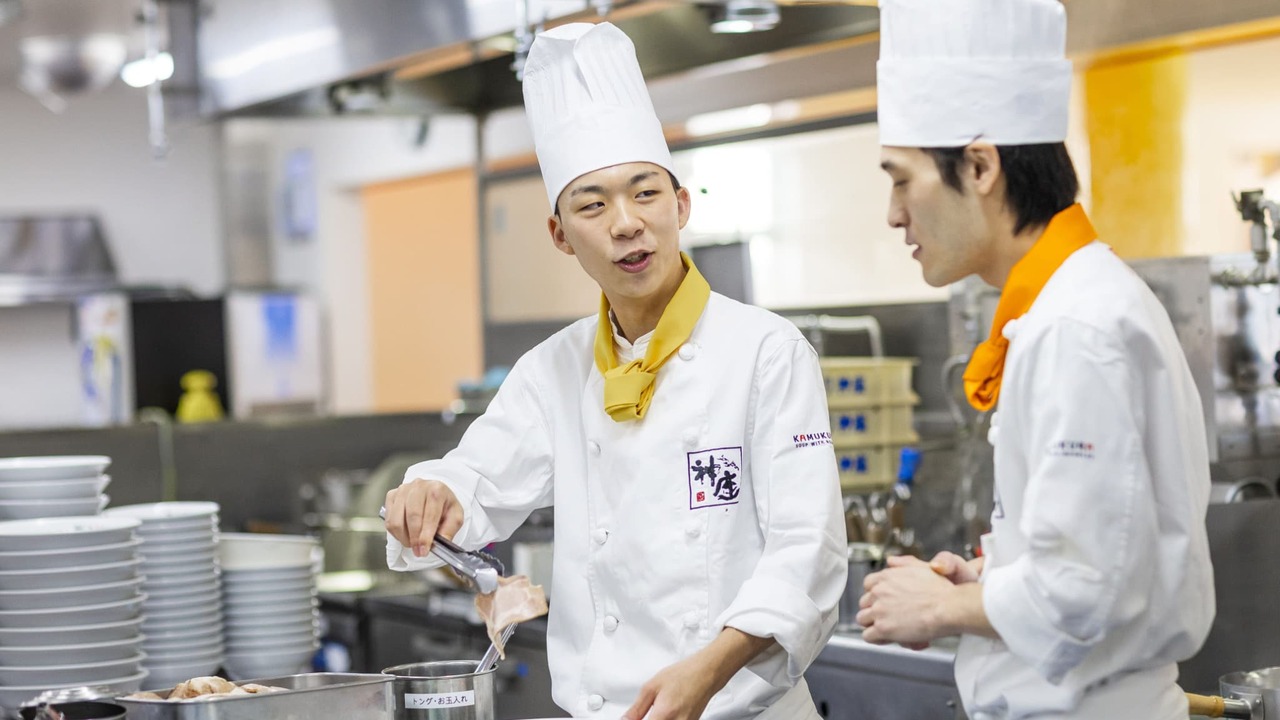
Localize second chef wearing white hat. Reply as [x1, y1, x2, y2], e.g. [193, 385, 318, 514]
[383, 21, 846, 720]
[855, 2, 1215, 719]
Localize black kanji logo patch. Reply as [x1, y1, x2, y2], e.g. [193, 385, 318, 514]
[687, 446, 742, 509]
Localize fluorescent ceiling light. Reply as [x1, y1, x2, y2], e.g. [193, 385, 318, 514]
[121, 52, 174, 88]
[686, 103, 774, 137]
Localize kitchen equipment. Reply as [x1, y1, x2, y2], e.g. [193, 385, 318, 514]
[1209, 479, 1276, 504]
[381, 660, 496, 720]
[836, 542, 884, 632]
[119, 672, 393, 720]
[1186, 666, 1280, 718]
[19, 701, 127, 720]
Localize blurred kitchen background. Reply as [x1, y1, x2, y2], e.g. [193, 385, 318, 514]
[3, 1, 1280, 716]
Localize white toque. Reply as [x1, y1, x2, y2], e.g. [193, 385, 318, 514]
[876, 0, 1073, 147]
[522, 22, 675, 210]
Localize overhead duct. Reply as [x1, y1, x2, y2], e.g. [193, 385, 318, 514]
[190, 0, 881, 118]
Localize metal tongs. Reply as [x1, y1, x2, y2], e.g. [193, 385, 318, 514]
[379, 506, 515, 673]
[379, 506, 503, 594]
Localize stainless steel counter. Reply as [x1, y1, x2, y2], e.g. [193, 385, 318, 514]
[806, 631, 964, 720]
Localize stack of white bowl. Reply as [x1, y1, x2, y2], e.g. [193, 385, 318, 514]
[0, 456, 112, 521]
[0, 517, 147, 708]
[102, 502, 222, 689]
[218, 533, 320, 680]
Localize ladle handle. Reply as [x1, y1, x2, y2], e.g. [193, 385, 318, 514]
[1185, 693, 1253, 718]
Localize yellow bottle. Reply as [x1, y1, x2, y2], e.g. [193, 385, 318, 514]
[176, 370, 225, 423]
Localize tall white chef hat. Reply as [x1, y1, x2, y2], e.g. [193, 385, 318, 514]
[876, 0, 1072, 147]
[522, 22, 675, 210]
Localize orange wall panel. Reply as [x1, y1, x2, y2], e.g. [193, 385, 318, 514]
[361, 168, 482, 412]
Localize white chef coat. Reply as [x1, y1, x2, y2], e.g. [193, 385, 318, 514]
[388, 292, 847, 719]
[955, 242, 1215, 720]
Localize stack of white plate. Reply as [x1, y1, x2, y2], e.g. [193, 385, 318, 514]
[102, 502, 222, 689]
[218, 533, 320, 681]
[0, 456, 112, 521]
[0, 517, 147, 708]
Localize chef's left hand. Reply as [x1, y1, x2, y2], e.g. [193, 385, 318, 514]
[621, 653, 716, 720]
[856, 563, 957, 646]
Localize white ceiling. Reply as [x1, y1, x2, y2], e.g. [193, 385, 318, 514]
[0, 0, 144, 87]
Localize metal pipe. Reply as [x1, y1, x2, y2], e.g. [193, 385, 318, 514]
[788, 314, 884, 357]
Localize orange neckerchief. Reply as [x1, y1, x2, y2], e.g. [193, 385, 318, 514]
[963, 204, 1097, 411]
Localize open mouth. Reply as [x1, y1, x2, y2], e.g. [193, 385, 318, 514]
[615, 251, 653, 273]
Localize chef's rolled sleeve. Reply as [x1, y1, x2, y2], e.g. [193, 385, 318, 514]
[717, 337, 847, 686]
[982, 319, 1155, 685]
[387, 356, 555, 572]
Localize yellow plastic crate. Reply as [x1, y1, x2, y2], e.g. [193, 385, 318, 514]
[829, 403, 919, 448]
[834, 444, 911, 492]
[821, 357, 917, 409]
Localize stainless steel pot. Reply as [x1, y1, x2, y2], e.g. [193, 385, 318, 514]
[381, 660, 496, 720]
[1187, 666, 1280, 718]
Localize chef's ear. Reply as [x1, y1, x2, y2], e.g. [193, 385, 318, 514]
[676, 185, 692, 230]
[548, 213, 576, 256]
[964, 142, 1002, 197]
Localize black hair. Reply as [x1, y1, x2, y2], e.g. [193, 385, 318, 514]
[924, 143, 1079, 235]
[554, 170, 681, 218]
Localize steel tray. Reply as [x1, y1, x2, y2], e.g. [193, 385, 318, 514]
[115, 672, 393, 720]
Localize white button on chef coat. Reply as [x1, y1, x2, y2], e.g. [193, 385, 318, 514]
[987, 411, 1000, 446]
[683, 611, 701, 630]
[587, 694, 605, 711]
[588, 440, 601, 457]
[681, 429, 700, 448]
[1001, 318, 1021, 341]
[685, 523, 701, 538]
[678, 343, 698, 361]
[592, 528, 609, 546]
[603, 615, 619, 633]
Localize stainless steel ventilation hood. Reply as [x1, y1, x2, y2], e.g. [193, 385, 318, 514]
[191, 0, 882, 118]
[0, 216, 119, 306]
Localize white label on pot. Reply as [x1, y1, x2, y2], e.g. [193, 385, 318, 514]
[405, 690, 476, 709]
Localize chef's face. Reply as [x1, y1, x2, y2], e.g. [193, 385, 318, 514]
[880, 146, 991, 288]
[549, 162, 691, 306]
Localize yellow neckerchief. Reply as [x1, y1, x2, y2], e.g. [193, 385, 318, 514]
[593, 252, 710, 422]
[963, 204, 1097, 411]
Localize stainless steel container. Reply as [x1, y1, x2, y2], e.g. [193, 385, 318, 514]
[836, 542, 883, 631]
[115, 672, 393, 720]
[381, 661, 495, 720]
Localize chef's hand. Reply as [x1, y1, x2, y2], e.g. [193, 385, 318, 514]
[384, 479, 465, 557]
[857, 563, 959, 646]
[620, 654, 716, 720]
[925, 551, 983, 584]
[622, 628, 773, 720]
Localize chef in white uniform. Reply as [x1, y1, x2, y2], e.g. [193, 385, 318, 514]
[854, 1, 1216, 719]
[383, 22, 846, 720]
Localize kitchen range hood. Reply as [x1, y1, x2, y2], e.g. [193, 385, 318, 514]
[187, 0, 882, 118]
[0, 215, 119, 305]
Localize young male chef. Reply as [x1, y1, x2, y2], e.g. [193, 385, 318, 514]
[383, 21, 846, 720]
[854, 1, 1216, 718]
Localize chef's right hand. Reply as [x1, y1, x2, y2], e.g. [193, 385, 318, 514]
[927, 551, 983, 584]
[384, 479, 465, 558]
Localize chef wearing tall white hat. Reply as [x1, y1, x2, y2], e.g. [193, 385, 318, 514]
[854, 1, 1216, 718]
[383, 21, 846, 720]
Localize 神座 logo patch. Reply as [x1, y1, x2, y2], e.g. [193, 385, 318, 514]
[687, 446, 743, 509]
